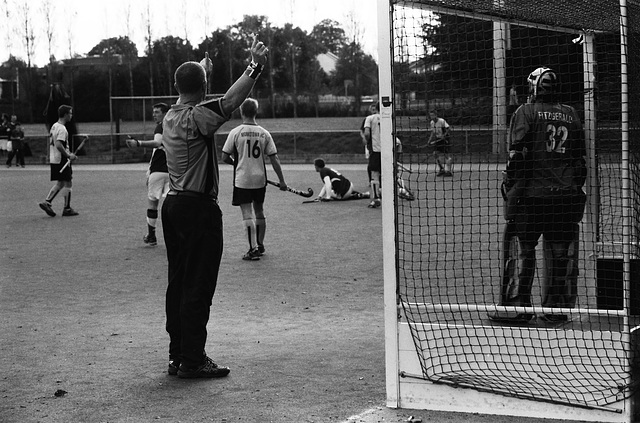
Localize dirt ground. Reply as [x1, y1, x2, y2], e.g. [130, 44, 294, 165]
[0, 164, 593, 423]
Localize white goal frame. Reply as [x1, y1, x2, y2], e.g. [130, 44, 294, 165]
[378, 0, 639, 421]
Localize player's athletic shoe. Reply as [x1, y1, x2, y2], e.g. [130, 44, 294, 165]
[436, 169, 446, 176]
[242, 248, 261, 261]
[399, 189, 415, 201]
[143, 234, 158, 246]
[62, 207, 79, 217]
[487, 310, 534, 322]
[39, 201, 56, 217]
[177, 356, 230, 379]
[368, 199, 381, 208]
[539, 314, 569, 323]
[168, 359, 180, 376]
[443, 171, 453, 177]
[256, 244, 265, 256]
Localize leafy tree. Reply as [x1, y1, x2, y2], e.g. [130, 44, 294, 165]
[311, 19, 348, 53]
[149, 36, 194, 96]
[332, 41, 378, 114]
[88, 36, 138, 58]
[421, 14, 494, 100]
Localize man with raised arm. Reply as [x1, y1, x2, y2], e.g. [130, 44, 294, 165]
[161, 37, 268, 378]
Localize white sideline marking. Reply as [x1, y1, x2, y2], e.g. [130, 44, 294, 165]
[340, 407, 385, 423]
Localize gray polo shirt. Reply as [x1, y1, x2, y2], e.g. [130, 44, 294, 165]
[162, 98, 228, 198]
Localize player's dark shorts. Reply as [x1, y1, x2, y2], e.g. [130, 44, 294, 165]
[50, 162, 72, 181]
[368, 151, 381, 173]
[432, 140, 450, 154]
[232, 186, 266, 206]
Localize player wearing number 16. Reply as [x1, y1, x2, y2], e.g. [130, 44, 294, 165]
[489, 67, 587, 323]
[221, 98, 287, 261]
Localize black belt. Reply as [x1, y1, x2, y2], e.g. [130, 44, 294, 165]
[167, 190, 218, 203]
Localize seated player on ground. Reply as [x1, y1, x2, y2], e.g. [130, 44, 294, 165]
[313, 158, 369, 201]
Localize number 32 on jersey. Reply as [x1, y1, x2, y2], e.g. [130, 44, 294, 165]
[546, 123, 567, 154]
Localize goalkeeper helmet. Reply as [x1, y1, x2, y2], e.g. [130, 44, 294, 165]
[527, 67, 557, 102]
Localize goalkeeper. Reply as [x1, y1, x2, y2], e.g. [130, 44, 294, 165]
[489, 67, 587, 323]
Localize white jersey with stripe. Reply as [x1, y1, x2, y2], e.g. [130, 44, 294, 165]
[49, 122, 70, 164]
[222, 123, 277, 189]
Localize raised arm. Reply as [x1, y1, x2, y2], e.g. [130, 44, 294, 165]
[219, 36, 268, 118]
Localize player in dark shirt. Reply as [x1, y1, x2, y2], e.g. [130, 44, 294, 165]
[313, 158, 369, 201]
[126, 102, 170, 246]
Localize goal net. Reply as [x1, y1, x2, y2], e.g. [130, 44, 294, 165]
[383, 0, 640, 414]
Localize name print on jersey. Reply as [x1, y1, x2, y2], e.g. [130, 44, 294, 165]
[537, 111, 574, 123]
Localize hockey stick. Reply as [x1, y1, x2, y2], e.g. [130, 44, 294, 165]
[397, 162, 412, 173]
[60, 136, 89, 173]
[267, 179, 314, 198]
[302, 198, 320, 204]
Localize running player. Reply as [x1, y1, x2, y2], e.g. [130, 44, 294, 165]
[126, 103, 170, 246]
[221, 98, 287, 261]
[312, 158, 369, 201]
[38, 105, 79, 217]
[488, 67, 587, 323]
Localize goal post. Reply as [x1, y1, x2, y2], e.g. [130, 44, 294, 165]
[379, 0, 640, 421]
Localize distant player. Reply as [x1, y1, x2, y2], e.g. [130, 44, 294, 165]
[125, 102, 170, 246]
[221, 98, 287, 261]
[427, 109, 452, 176]
[363, 102, 382, 208]
[395, 137, 415, 201]
[488, 67, 587, 323]
[312, 158, 369, 201]
[39, 105, 79, 217]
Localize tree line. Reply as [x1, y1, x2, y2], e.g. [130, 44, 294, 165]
[0, 15, 379, 123]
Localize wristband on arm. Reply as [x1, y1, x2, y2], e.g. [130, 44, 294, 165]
[245, 61, 263, 80]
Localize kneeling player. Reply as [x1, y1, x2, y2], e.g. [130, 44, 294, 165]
[313, 158, 369, 201]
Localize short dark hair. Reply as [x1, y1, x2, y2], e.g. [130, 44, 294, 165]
[240, 98, 258, 118]
[314, 158, 325, 168]
[174, 62, 206, 94]
[153, 102, 169, 114]
[58, 105, 72, 118]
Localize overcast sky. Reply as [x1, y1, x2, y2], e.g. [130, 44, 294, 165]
[1, 0, 379, 67]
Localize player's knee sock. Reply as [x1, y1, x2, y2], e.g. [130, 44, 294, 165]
[243, 219, 257, 250]
[61, 188, 71, 208]
[45, 185, 61, 203]
[255, 218, 266, 247]
[371, 171, 381, 199]
[147, 209, 158, 235]
[446, 157, 453, 172]
[370, 180, 380, 199]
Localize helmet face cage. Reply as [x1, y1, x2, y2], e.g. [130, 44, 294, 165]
[527, 67, 557, 102]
